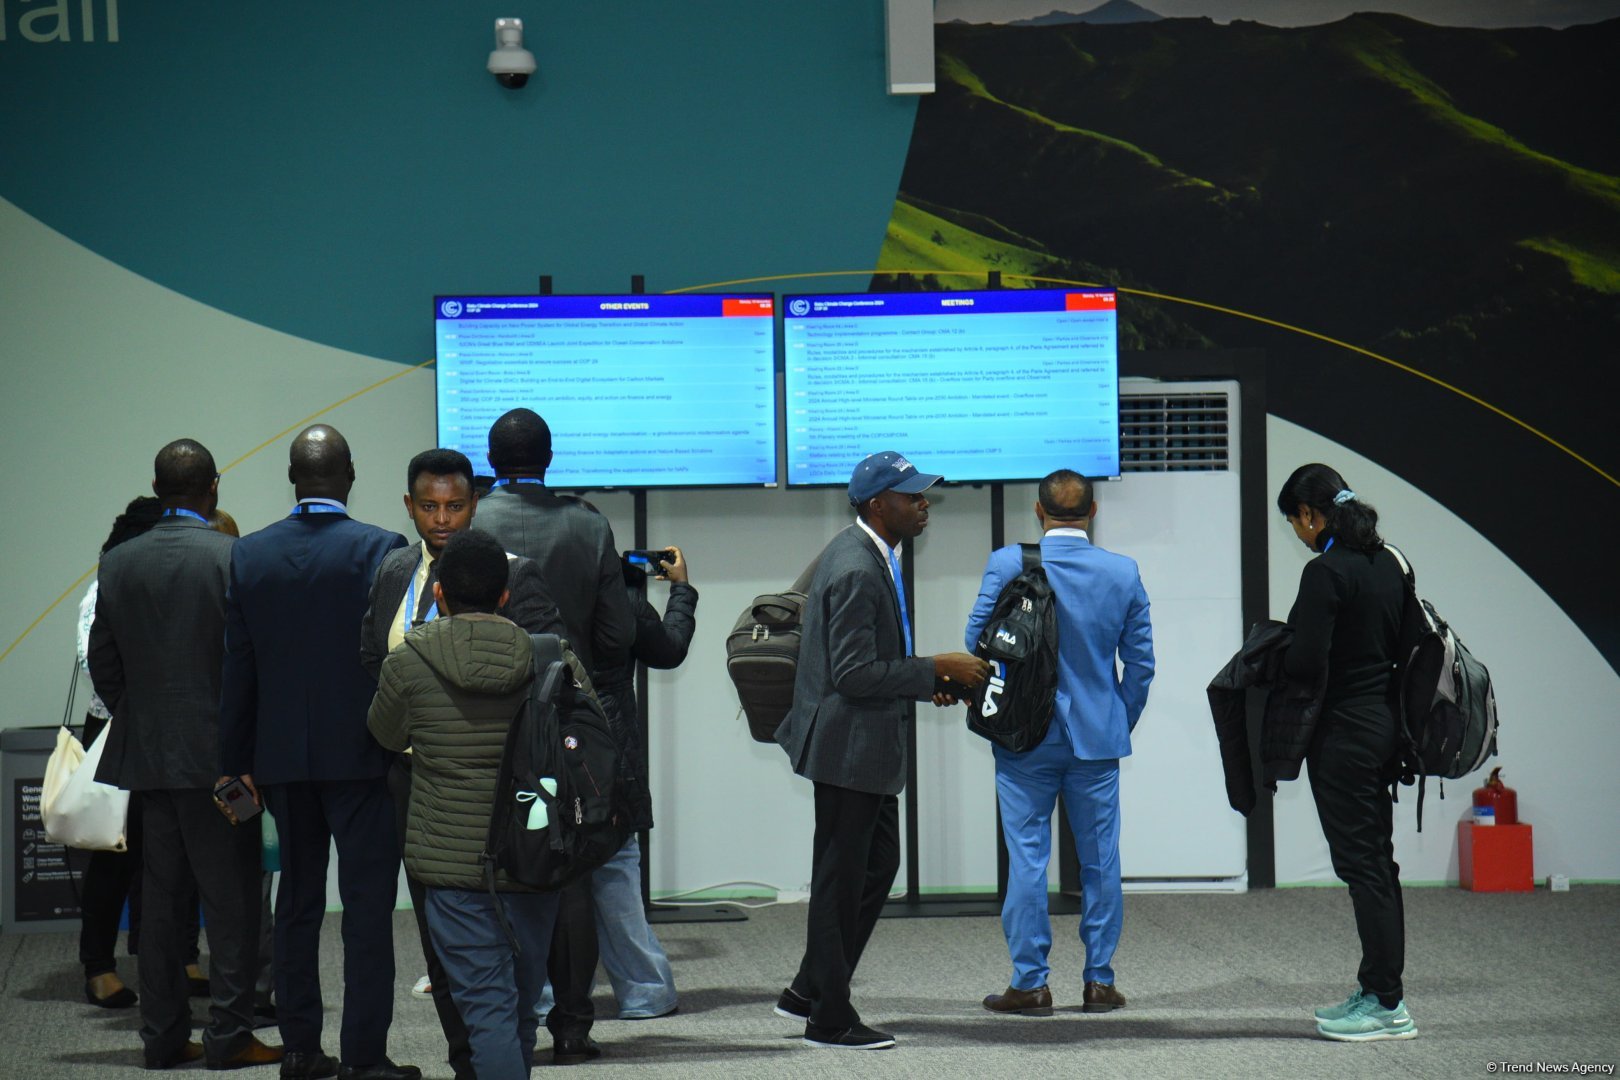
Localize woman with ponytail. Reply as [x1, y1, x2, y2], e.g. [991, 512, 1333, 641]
[1276, 463, 1416, 1042]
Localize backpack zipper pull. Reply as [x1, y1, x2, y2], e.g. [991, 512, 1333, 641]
[575, 798, 583, 825]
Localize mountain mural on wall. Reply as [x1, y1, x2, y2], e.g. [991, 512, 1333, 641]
[1010, 2, 1164, 26]
[877, 12, 1620, 667]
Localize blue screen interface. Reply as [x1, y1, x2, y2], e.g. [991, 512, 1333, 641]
[781, 289, 1120, 485]
[435, 294, 778, 488]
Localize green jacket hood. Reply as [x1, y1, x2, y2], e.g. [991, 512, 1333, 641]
[405, 614, 534, 695]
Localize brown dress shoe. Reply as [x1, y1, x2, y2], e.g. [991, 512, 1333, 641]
[207, 1035, 286, 1070]
[1083, 981, 1126, 1013]
[983, 984, 1054, 1016]
[145, 1041, 204, 1070]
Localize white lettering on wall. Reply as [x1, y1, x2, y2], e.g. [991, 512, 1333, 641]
[0, 0, 119, 42]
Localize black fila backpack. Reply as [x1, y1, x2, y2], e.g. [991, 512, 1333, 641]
[967, 544, 1059, 753]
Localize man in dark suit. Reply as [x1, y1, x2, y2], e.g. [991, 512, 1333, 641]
[89, 439, 281, 1070]
[470, 407, 634, 1066]
[218, 425, 417, 1080]
[359, 447, 564, 1080]
[773, 451, 988, 1051]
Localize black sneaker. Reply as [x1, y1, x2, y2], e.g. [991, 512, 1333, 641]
[774, 987, 811, 1021]
[803, 1022, 896, 1050]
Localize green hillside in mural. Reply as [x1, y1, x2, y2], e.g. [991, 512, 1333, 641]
[880, 12, 1620, 467]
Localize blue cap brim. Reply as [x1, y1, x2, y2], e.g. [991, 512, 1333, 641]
[890, 472, 943, 494]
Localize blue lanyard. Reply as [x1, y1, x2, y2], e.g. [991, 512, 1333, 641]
[403, 556, 438, 634]
[162, 508, 209, 524]
[1323, 536, 1336, 553]
[494, 478, 544, 486]
[887, 548, 913, 656]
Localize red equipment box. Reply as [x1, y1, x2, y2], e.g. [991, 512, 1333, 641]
[1458, 822, 1534, 892]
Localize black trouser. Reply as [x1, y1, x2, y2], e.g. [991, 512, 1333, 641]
[1307, 701, 1405, 1008]
[544, 875, 597, 1042]
[264, 778, 399, 1066]
[137, 789, 262, 1065]
[77, 716, 201, 978]
[790, 783, 901, 1030]
[387, 757, 474, 1080]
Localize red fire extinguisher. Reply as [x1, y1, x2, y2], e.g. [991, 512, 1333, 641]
[1472, 767, 1518, 826]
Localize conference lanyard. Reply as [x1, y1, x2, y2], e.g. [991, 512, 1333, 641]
[291, 500, 346, 516]
[402, 556, 438, 634]
[162, 508, 209, 524]
[494, 478, 544, 486]
[1323, 537, 1336, 553]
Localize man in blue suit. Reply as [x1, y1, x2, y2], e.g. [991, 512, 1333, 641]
[964, 470, 1154, 1016]
[219, 425, 418, 1080]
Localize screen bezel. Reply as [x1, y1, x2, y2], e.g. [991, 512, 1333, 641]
[779, 286, 1122, 488]
[433, 292, 782, 492]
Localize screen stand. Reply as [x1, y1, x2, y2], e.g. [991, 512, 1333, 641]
[881, 534, 1000, 919]
[626, 487, 746, 924]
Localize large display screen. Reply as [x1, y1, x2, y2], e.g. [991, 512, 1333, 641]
[781, 288, 1120, 485]
[435, 294, 778, 488]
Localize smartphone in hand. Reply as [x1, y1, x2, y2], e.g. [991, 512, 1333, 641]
[213, 777, 262, 825]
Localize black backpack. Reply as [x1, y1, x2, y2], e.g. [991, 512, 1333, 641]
[483, 634, 627, 913]
[966, 544, 1059, 753]
[1386, 546, 1499, 829]
[725, 552, 823, 743]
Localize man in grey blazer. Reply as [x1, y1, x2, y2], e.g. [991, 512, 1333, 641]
[774, 451, 988, 1051]
[469, 407, 633, 1066]
[89, 439, 280, 1070]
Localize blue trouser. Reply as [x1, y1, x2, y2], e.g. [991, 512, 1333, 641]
[535, 837, 677, 1020]
[994, 721, 1122, 989]
[425, 887, 560, 1080]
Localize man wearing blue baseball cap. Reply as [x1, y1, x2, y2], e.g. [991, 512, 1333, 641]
[774, 451, 989, 1051]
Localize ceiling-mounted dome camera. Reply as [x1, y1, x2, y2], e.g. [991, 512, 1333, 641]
[488, 17, 536, 89]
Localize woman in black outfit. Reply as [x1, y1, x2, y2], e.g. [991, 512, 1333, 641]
[1278, 463, 1417, 1042]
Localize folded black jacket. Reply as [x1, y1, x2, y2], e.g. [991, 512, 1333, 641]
[1206, 620, 1327, 816]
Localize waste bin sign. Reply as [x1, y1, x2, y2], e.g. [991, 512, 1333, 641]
[2, 726, 92, 934]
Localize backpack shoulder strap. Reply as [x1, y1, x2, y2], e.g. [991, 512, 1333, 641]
[1384, 544, 1416, 592]
[790, 546, 827, 594]
[1019, 542, 1042, 573]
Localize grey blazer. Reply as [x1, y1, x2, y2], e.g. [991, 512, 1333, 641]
[88, 516, 235, 791]
[775, 525, 935, 795]
[359, 542, 567, 679]
[471, 484, 634, 675]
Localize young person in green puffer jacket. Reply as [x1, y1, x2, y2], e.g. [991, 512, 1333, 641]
[368, 529, 592, 1080]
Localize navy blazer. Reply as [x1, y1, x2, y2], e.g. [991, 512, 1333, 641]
[219, 509, 408, 784]
[775, 525, 935, 795]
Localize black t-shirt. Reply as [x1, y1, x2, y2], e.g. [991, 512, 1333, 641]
[1284, 539, 1405, 710]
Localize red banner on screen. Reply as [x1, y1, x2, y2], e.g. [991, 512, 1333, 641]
[723, 297, 774, 316]
[1064, 292, 1115, 311]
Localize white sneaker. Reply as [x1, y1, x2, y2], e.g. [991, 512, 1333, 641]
[411, 975, 432, 998]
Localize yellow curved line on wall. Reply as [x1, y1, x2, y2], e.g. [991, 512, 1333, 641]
[671, 268, 1617, 490]
[8, 268, 1613, 668]
[0, 359, 436, 668]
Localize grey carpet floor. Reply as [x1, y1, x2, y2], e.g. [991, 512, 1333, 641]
[2, 887, 1617, 1079]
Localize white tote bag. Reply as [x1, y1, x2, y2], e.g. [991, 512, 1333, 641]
[41, 663, 129, 852]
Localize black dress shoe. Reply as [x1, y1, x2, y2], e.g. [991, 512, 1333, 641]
[86, 979, 138, 1009]
[144, 1041, 204, 1070]
[803, 1022, 896, 1050]
[773, 987, 810, 1020]
[553, 1036, 602, 1066]
[280, 1050, 337, 1079]
[335, 1060, 421, 1080]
